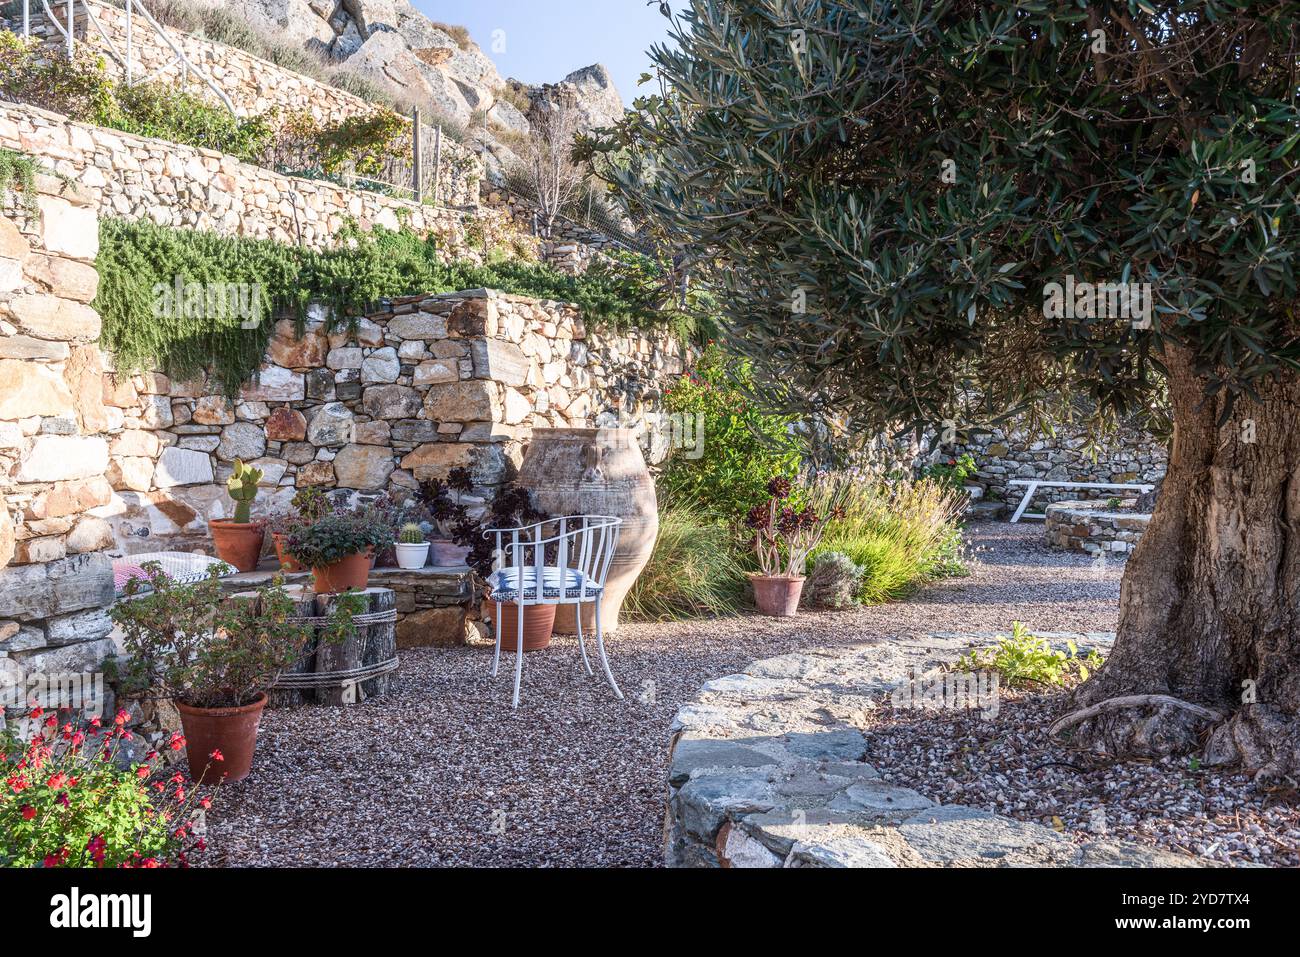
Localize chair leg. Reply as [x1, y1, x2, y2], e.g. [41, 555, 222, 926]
[594, 600, 623, 700]
[575, 603, 593, 676]
[511, 600, 525, 709]
[490, 601, 502, 677]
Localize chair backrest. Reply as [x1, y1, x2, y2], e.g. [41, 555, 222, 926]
[484, 515, 623, 604]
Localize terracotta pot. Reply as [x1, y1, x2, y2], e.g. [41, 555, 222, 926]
[271, 533, 304, 573]
[430, 540, 471, 566]
[175, 693, 267, 784]
[488, 601, 556, 652]
[750, 574, 806, 617]
[311, 550, 372, 594]
[517, 428, 658, 635]
[209, 519, 267, 573]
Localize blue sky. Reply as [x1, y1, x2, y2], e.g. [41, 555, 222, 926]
[411, 0, 674, 106]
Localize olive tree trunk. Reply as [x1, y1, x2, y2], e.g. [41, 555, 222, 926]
[1065, 346, 1300, 781]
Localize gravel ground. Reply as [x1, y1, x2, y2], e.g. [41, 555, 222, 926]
[862, 685, 1300, 867]
[206, 521, 1124, 867]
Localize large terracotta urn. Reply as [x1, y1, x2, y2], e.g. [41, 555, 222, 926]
[517, 428, 658, 634]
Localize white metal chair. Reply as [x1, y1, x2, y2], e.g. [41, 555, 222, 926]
[484, 515, 624, 709]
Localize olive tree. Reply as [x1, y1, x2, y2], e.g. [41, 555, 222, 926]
[584, 0, 1300, 778]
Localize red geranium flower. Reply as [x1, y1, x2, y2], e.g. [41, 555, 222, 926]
[209, 749, 224, 762]
[20, 805, 36, 820]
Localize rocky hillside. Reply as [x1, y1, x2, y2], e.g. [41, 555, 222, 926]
[183, 0, 624, 155]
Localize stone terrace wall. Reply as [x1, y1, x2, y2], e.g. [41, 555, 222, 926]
[0, 102, 499, 254]
[0, 176, 116, 701]
[94, 290, 684, 553]
[953, 424, 1167, 506]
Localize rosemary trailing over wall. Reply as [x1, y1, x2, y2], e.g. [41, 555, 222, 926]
[94, 218, 704, 395]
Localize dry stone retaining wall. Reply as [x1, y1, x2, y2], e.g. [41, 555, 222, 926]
[94, 289, 685, 553]
[0, 176, 116, 700]
[0, 101, 495, 255]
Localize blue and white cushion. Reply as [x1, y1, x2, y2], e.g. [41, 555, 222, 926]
[488, 566, 603, 602]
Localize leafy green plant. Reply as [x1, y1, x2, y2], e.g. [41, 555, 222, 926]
[112, 564, 362, 709]
[956, 622, 1105, 688]
[623, 501, 748, 621]
[0, 146, 40, 216]
[803, 551, 864, 610]
[659, 345, 804, 526]
[110, 81, 273, 161]
[922, 453, 978, 491]
[0, 32, 116, 124]
[1, 707, 216, 868]
[809, 470, 967, 605]
[283, 511, 394, 571]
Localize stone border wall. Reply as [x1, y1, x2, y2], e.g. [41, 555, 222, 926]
[0, 175, 116, 703]
[952, 424, 1167, 507]
[10, 0, 481, 207]
[1044, 500, 1150, 556]
[0, 101, 497, 254]
[94, 289, 684, 553]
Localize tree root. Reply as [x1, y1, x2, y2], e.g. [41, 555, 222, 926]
[1050, 694, 1225, 738]
[1049, 694, 1225, 761]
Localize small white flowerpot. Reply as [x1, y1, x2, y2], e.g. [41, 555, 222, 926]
[395, 541, 429, 570]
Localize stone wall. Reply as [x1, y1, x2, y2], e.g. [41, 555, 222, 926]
[93, 290, 685, 553]
[0, 101, 498, 255]
[487, 186, 640, 274]
[1044, 500, 1150, 557]
[0, 175, 116, 710]
[952, 424, 1167, 506]
[10, 0, 482, 207]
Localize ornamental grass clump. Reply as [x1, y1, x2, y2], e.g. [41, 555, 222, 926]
[623, 501, 748, 621]
[809, 469, 967, 605]
[0, 708, 217, 868]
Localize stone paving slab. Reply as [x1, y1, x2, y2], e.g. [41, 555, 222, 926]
[665, 633, 1218, 868]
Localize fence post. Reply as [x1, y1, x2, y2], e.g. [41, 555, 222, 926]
[411, 107, 423, 203]
[66, 0, 73, 59]
[22, 0, 28, 39]
[433, 125, 442, 206]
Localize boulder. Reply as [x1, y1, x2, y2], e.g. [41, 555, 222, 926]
[307, 402, 355, 447]
[332, 443, 396, 489]
[216, 422, 267, 462]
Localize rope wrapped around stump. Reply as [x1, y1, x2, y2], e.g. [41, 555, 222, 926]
[271, 607, 399, 691]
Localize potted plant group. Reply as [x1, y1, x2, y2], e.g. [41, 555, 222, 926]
[208, 460, 267, 572]
[267, 486, 331, 572]
[746, 476, 840, 616]
[395, 522, 430, 569]
[417, 467, 475, 567]
[111, 563, 362, 783]
[283, 510, 394, 594]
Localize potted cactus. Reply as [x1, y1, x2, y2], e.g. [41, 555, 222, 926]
[394, 522, 430, 569]
[209, 459, 267, 572]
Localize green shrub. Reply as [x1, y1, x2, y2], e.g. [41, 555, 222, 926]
[659, 345, 803, 526]
[0, 146, 41, 215]
[803, 551, 864, 610]
[956, 622, 1104, 688]
[623, 501, 748, 621]
[110, 82, 273, 161]
[921, 453, 978, 491]
[809, 470, 966, 605]
[0, 32, 117, 122]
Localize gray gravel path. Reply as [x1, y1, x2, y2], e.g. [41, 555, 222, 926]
[206, 521, 1122, 867]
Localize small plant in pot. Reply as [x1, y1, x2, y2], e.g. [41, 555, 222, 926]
[111, 563, 362, 783]
[417, 467, 476, 567]
[284, 511, 394, 594]
[395, 522, 430, 570]
[209, 459, 266, 572]
[267, 486, 332, 572]
[746, 476, 841, 617]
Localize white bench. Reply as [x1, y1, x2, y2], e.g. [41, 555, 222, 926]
[1006, 480, 1154, 523]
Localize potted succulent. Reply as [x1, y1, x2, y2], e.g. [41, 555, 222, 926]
[209, 459, 267, 572]
[284, 510, 394, 594]
[395, 522, 430, 569]
[746, 477, 841, 617]
[268, 487, 332, 572]
[111, 563, 362, 783]
[417, 467, 475, 566]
